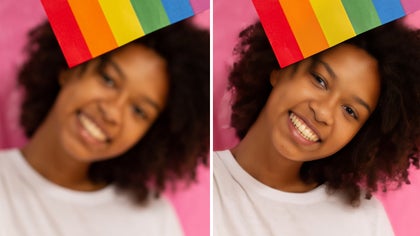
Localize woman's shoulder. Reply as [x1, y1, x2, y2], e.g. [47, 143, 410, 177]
[114, 194, 183, 236]
[358, 195, 390, 219]
[140, 194, 177, 214]
[213, 149, 234, 169]
[213, 149, 232, 159]
[0, 148, 21, 168]
[0, 148, 20, 157]
[213, 149, 239, 185]
[113, 192, 179, 219]
[323, 189, 393, 230]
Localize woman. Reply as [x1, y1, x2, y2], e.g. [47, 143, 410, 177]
[214, 20, 419, 235]
[0, 19, 209, 236]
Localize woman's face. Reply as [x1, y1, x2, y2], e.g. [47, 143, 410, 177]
[46, 44, 168, 162]
[263, 43, 380, 162]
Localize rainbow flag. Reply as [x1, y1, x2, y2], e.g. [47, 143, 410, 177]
[252, 0, 420, 67]
[41, 0, 209, 67]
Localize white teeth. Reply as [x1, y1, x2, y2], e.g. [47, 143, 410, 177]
[289, 113, 320, 142]
[79, 114, 107, 142]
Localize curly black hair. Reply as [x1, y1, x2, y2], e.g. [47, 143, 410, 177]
[18, 19, 209, 204]
[229, 20, 420, 205]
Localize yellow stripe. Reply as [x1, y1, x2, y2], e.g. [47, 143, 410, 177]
[309, 0, 355, 46]
[97, 0, 144, 46]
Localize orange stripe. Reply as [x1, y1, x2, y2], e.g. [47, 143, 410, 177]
[68, 0, 117, 57]
[279, 0, 328, 58]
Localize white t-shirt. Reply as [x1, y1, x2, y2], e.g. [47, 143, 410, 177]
[213, 150, 394, 236]
[0, 149, 184, 236]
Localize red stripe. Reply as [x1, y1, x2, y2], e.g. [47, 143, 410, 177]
[252, 0, 303, 67]
[41, 0, 92, 67]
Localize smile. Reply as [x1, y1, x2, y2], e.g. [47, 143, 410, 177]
[289, 112, 320, 142]
[78, 112, 109, 143]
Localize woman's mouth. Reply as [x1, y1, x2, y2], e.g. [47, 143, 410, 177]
[289, 112, 320, 142]
[78, 112, 109, 143]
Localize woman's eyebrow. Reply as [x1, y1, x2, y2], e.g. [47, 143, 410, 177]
[142, 97, 162, 113]
[107, 59, 126, 80]
[314, 58, 337, 79]
[352, 95, 372, 114]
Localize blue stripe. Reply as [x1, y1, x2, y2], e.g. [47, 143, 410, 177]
[161, 0, 194, 23]
[372, 0, 405, 24]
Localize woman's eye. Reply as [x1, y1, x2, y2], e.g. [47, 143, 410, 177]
[311, 73, 327, 89]
[132, 105, 148, 120]
[343, 106, 358, 120]
[100, 72, 116, 88]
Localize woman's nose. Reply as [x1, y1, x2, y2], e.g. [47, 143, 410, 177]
[98, 93, 128, 125]
[309, 95, 337, 126]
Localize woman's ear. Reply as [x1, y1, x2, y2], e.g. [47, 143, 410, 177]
[58, 69, 72, 86]
[270, 70, 281, 87]
[58, 60, 94, 86]
[270, 62, 300, 87]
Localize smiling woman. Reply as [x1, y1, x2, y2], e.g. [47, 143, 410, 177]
[38, 44, 169, 164]
[0, 18, 209, 236]
[213, 20, 420, 236]
[263, 44, 381, 164]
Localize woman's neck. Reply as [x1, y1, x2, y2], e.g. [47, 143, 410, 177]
[231, 116, 318, 193]
[20, 122, 106, 191]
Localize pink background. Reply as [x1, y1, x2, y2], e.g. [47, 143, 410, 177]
[213, 0, 420, 236]
[0, 1, 209, 236]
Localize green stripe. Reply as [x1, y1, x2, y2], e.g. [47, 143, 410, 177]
[341, 0, 381, 34]
[130, 0, 170, 34]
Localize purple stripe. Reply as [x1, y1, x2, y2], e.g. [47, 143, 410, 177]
[189, 0, 209, 13]
[401, 0, 420, 14]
